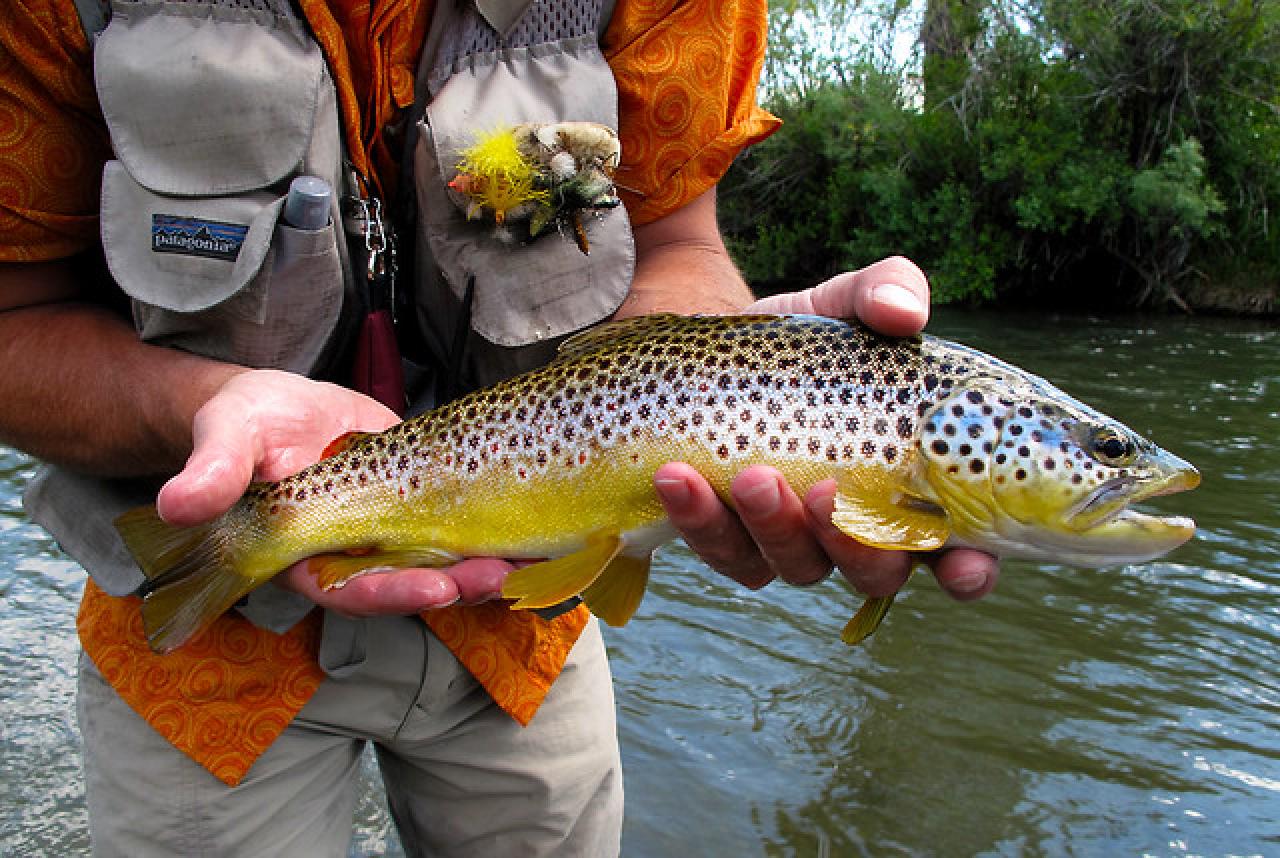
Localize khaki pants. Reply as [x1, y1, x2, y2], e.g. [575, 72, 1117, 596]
[77, 615, 623, 857]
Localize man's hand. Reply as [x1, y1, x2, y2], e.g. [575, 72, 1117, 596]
[156, 369, 511, 615]
[657, 257, 1001, 605]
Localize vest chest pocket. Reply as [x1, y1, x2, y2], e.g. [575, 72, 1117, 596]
[94, 1, 349, 374]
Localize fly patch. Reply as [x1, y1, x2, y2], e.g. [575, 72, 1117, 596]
[151, 215, 248, 261]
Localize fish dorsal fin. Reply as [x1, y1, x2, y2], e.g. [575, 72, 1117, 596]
[502, 530, 623, 610]
[581, 552, 652, 626]
[831, 463, 950, 551]
[320, 430, 374, 460]
[556, 314, 685, 359]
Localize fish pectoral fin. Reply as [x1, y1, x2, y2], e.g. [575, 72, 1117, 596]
[503, 531, 622, 611]
[831, 466, 950, 551]
[309, 547, 461, 591]
[581, 553, 652, 627]
[840, 593, 897, 645]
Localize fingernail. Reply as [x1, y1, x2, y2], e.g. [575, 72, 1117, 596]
[872, 282, 924, 315]
[737, 478, 780, 516]
[655, 477, 690, 508]
[947, 570, 989, 596]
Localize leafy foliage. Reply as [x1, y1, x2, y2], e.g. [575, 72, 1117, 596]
[721, 0, 1280, 310]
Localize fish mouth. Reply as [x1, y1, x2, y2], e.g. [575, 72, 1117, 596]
[1065, 461, 1200, 561]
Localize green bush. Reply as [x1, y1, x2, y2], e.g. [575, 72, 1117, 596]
[721, 0, 1280, 311]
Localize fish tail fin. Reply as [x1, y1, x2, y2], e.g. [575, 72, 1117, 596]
[840, 593, 897, 645]
[114, 505, 259, 654]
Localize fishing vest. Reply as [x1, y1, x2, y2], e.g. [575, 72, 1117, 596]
[28, 0, 633, 786]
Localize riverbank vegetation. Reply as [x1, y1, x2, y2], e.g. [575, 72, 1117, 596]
[721, 0, 1280, 312]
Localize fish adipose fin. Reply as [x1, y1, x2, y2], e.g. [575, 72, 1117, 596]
[581, 553, 652, 626]
[320, 430, 375, 460]
[841, 593, 897, 645]
[503, 530, 622, 612]
[115, 505, 258, 654]
[831, 465, 950, 551]
[309, 547, 461, 591]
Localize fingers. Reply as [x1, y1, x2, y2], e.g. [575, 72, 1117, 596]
[658, 463, 1001, 606]
[744, 256, 931, 337]
[655, 462, 772, 588]
[157, 370, 403, 527]
[730, 467, 833, 586]
[656, 463, 838, 589]
[927, 547, 1000, 601]
[278, 556, 516, 617]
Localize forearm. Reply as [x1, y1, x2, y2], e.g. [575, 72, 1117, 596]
[0, 260, 243, 476]
[616, 188, 754, 318]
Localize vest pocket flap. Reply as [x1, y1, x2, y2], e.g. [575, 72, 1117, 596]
[102, 161, 280, 314]
[94, 5, 325, 195]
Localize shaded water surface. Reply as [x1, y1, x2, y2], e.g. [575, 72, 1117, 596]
[2, 310, 1276, 855]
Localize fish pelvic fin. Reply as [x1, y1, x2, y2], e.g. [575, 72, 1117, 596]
[831, 465, 950, 551]
[841, 593, 897, 645]
[114, 504, 258, 654]
[503, 530, 622, 612]
[581, 553, 652, 627]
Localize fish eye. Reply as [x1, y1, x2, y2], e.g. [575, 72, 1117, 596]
[1089, 429, 1136, 465]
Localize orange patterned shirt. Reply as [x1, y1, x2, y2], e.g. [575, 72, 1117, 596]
[0, 0, 778, 261]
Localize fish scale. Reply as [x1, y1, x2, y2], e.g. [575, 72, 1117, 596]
[116, 314, 1199, 653]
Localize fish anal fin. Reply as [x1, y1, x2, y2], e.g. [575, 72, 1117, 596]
[309, 547, 461, 591]
[581, 553, 651, 626]
[503, 531, 622, 610]
[831, 465, 949, 551]
[320, 431, 374, 460]
[840, 593, 897, 645]
[307, 548, 463, 594]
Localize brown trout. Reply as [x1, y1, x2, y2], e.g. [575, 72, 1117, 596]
[116, 314, 1200, 653]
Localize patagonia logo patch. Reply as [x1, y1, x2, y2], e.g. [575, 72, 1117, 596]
[151, 215, 248, 261]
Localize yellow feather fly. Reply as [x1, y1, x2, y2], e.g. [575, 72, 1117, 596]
[452, 127, 548, 224]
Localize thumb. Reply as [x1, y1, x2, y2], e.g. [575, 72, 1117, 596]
[156, 419, 257, 527]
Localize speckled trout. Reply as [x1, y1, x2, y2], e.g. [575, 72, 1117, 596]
[116, 314, 1200, 653]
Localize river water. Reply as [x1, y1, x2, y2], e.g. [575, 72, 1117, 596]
[1, 309, 1276, 856]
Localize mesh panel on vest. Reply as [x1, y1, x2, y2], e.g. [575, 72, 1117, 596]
[132, 0, 299, 17]
[436, 0, 603, 73]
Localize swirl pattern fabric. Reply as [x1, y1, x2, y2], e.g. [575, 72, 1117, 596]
[77, 581, 326, 786]
[79, 581, 590, 783]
